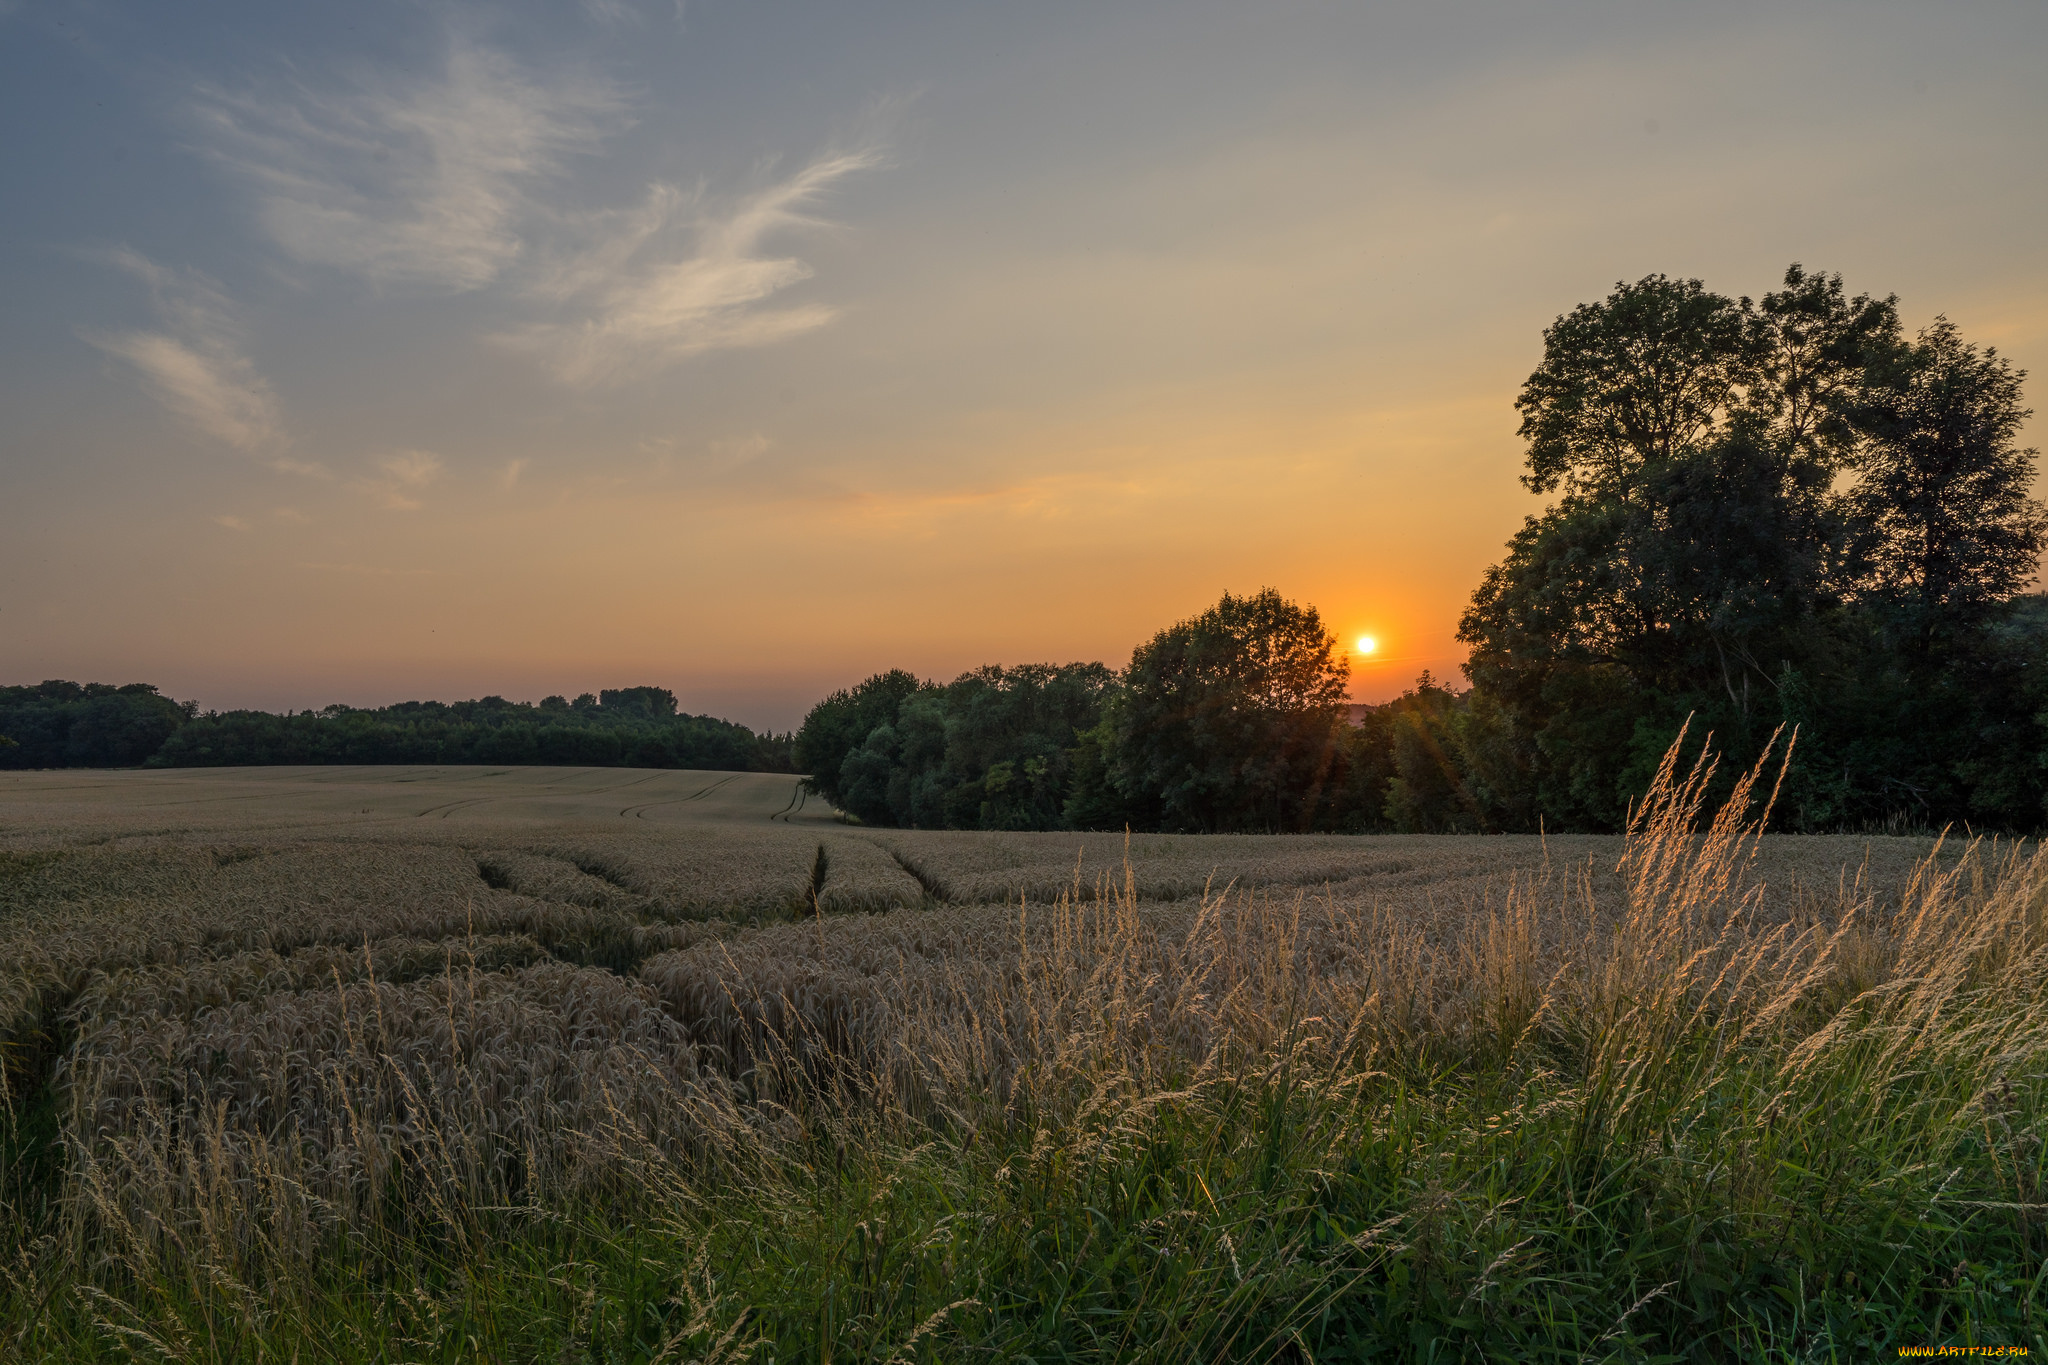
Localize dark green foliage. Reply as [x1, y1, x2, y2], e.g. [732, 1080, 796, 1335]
[148, 690, 794, 773]
[1325, 710, 1400, 832]
[794, 593, 1385, 833]
[595, 685, 679, 721]
[1381, 672, 1485, 833]
[1516, 272, 1761, 499]
[792, 669, 931, 809]
[941, 663, 1117, 829]
[0, 681, 196, 770]
[1099, 588, 1353, 833]
[1059, 719, 1144, 831]
[1451, 265, 2048, 831]
[796, 663, 1117, 830]
[0, 680, 791, 773]
[860, 663, 1117, 830]
[1847, 318, 2047, 633]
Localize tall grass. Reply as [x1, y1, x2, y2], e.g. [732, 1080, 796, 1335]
[1, 734, 2042, 1359]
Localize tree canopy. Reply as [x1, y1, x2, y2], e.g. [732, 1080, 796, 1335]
[1453, 265, 2045, 830]
[0, 682, 195, 770]
[1097, 588, 1352, 832]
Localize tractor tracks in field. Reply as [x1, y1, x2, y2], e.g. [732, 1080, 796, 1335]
[619, 773, 741, 819]
[769, 781, 813, 823]
[414, 797, 495, 819]
[881, 844, 953, 904]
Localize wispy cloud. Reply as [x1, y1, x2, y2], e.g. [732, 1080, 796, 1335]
[581, 0, 643, 26]
[499, 149, 881, 386]
[359, 449, 445, 510]
[196, 41, 626, 291]
[184, 39, 879, 393]
[82, 248, 305, 467]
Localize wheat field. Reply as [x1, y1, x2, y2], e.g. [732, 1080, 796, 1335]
[1, 756, 2041, 1360]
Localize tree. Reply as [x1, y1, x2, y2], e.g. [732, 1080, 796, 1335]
[1462, 267, 1911, 826]
[835, 723, 902, 825]
[1462, 265, 2045, 830]
[797, 663, 1117, 830]
[598, 686, 679, 720]
[792, 670, 930, 808]
[146, 689, 793, 772]
[1817, 321, 2048, 824]
[1515, 274, 1756, 501]
[1485, 275, 1847, 701]
[1382, 673, 1483, 833]
[1847, 319, 2046, 638]
[1753, 263, 1900, 461]
[1461, 418, 1835, 824]
[1103, 588, 1350, 832]
[939, 663, 1116, 830]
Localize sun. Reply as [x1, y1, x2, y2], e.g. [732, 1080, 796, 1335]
[1356, 635, 1378, 656]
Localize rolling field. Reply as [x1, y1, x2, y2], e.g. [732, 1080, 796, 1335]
[2, 763, 2043, 1360]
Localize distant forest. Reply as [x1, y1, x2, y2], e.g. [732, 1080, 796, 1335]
[0, 684, 796, 774]
[797, 266, 2048, 834]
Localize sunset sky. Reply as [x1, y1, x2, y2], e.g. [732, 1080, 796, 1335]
[5, 0, 2045, 731]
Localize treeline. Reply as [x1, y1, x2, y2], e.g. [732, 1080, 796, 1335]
[0, 683, 795, 774]
[799, 265, 2048, 834]
[796, 590, 1389, 833]
[0, 682, 196, 769]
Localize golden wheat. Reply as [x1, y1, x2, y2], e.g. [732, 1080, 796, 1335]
[3, 756, 2017, 1345]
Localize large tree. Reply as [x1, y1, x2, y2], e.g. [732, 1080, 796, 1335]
[830, 662, 1117, 829]
[1102, 588, 1350, 833]
[1826, 321, 2048, 824]
[1514, 273, 1758, 502]
[1847, 319, 2045, 636]
[1460, 265, 2045, 829]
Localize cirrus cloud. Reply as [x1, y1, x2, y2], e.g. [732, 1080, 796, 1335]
[80, 248, 313, 472]
[359, 449, 446, 511]
[195, 41, 627, 292]
[496, 148, 882, 387]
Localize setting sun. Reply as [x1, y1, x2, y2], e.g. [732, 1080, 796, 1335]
[1356, 635, 1378, 656]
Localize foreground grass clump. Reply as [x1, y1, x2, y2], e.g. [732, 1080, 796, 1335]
[2, 739, 2044, 1360]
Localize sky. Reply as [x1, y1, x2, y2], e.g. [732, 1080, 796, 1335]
[4, 0, 2045, 732]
